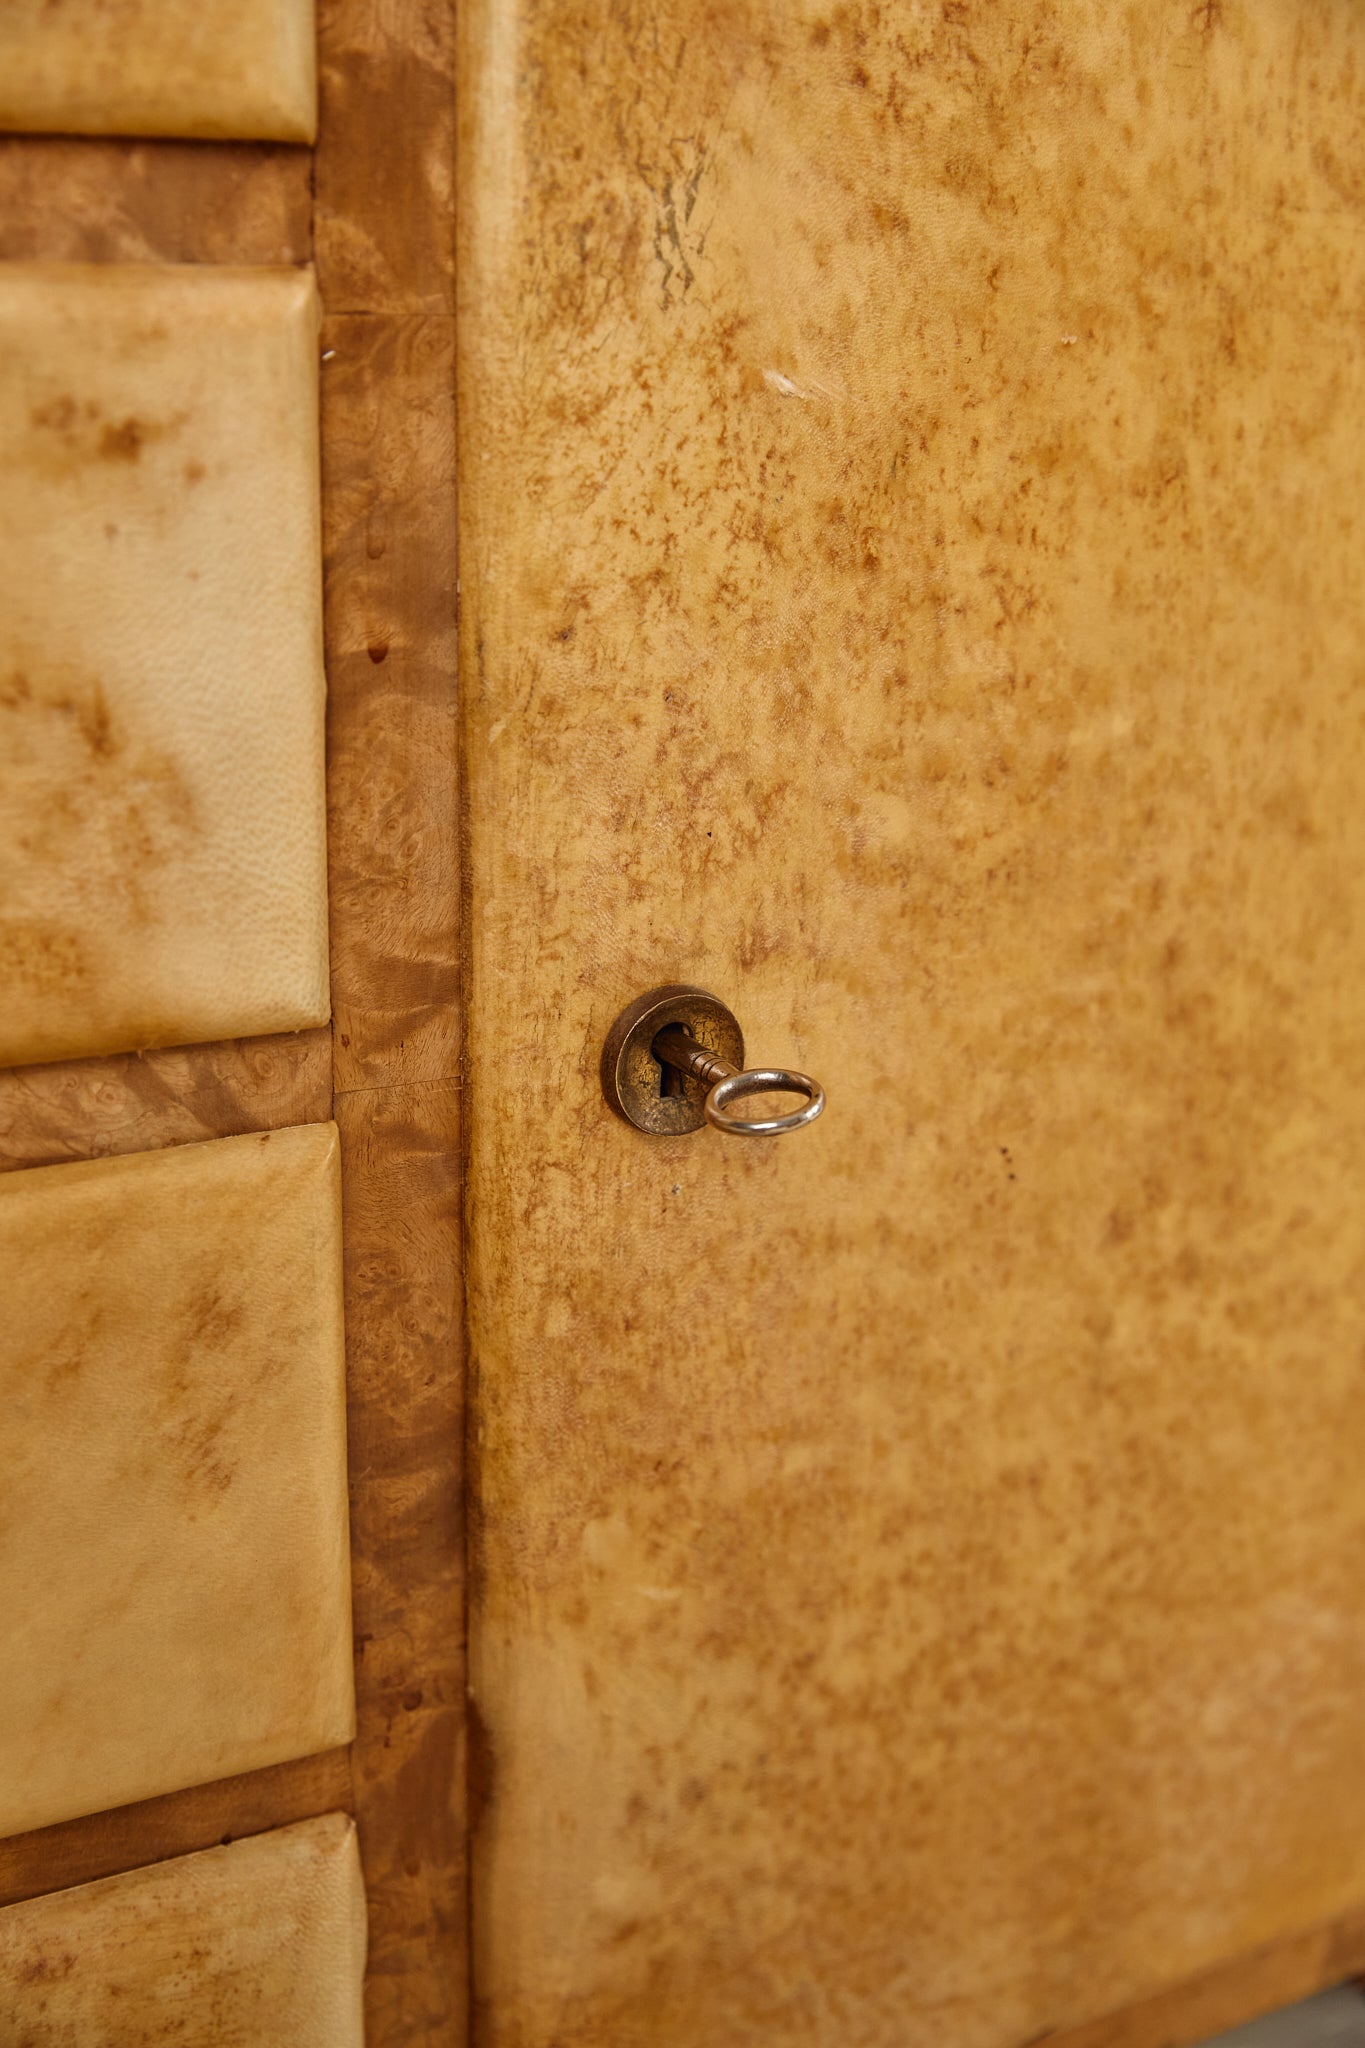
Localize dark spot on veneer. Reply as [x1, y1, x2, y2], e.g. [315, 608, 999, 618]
[29, 395, 78, 432]
[77, 682, 115, 757]
[0, 922, 92, 999]
[17, 1947, 77, 1985]
[99, 418, 147, 462]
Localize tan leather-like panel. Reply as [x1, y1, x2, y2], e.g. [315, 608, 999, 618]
[0, 264, 328, 1068]
[459, 3, 1365, 2044]
[0, 1123, 353, 1839]
[0, 1813, 365, 2045]
[0, 2, 316, 143]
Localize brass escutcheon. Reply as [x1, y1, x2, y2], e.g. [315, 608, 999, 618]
[599, 985, 744, 1136]
[601, 985, 825, 1137]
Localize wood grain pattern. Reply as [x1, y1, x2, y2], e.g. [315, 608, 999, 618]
[0, 138, 311, 266]
[322, 311, 460, 1092]
[0, 1749, 351, 1912]
[315, 0, 455, 313]
[459, 3, 1365, 2045]
[317, 2, 464, 2041]
[0, 1028, 331, 1174]
[336, 1083, 465, 2043]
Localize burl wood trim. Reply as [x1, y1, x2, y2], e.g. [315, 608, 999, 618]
[0, 1749, 351, 1912]
[321, 309, 460, 1094]
[335, 1083, 465, 2043]
[315, 0, 456, 315]
[0, 137, 311, 266]
[318, 2, 464, 2043]
[0, 1028, 332, 1174]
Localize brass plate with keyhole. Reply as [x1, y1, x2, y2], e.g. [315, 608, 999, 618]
[600, 985, 745, 1134]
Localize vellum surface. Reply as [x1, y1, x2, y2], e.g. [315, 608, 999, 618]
[0, 1814, 365, 2045]
[0, 264, 328, 1068]
[0, 1, 316, 143]
[0, 1123, 353, 1838]
[459, 3, 1365, 2044]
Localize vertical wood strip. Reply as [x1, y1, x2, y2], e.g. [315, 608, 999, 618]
[335, 1084, 465, 2042]
[315, 3, 455, 313]
[316, 2, 464, 2040]
[322, 311, 460, 1093]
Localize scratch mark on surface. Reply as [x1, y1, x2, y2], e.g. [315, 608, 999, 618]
[763, 368, 839, 400]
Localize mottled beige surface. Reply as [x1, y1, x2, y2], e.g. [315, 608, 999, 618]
[0, 1, 316, 143]
[0, 1813, 365, 2045]
[0, 1123, 353, 1838]
[458, 3, 1365, 2044]
[0, 264, 328, 1068]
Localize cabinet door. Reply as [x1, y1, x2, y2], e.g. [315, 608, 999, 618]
[458, 6, 1365, 2045]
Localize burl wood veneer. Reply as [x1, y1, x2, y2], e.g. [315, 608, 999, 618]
[0, 1813, 365, 2045]
[459, 3, 1365, 2044]
[0, 262, 328, 1069]
[0, 1123, 353, 1839]
[0, 1, 316, 144]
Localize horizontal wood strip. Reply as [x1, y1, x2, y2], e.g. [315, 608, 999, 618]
[0, 136, 312, 267]
[0, 1028, 333, 1174]
[0, 1747, 352, 1911]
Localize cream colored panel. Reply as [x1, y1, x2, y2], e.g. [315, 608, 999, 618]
[0, 1814, 365, 2046]
[0, 1, 316, 143]
[460, 2, 1365, 2044]
[0, 264, 328, 1069]
[0, 1123, 353, 1838]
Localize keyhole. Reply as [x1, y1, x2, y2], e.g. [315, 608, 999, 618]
[657, 1053, 683, 1099]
